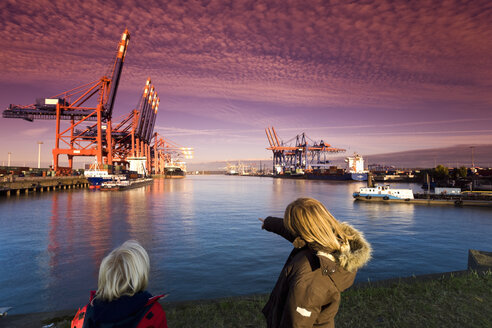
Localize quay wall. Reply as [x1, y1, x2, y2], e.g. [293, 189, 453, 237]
[0, 176, 89, 196]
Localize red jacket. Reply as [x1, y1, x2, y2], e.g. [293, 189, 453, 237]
[71, 291, 167, 328]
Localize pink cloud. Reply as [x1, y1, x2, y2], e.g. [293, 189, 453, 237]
[1, 0, 491, 163]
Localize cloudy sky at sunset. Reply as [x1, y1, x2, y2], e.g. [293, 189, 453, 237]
[1, 0, 491, 167]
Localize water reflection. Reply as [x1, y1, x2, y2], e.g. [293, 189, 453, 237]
[354, 201, 416, 230]
[47, 192, 79, 286]
[1, 176, 491, 315]
[125, 187, 153, 242]
[48, 192, 61, 270]
[88, 192, 113, 265]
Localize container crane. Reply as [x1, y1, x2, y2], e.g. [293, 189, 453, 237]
[152, 133, 193, 175]
[265, 126, 345, 174]
[2, 29, 130, 174]
[131, 78, 160, 172]
[110, 109, 139, 164]
[79, 78, 162, 173]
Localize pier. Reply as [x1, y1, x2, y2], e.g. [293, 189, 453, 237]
[0, 176, 89, 197]
[353, 195, 492, 207]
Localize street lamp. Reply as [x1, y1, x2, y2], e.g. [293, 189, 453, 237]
[38, 141, 44, 169]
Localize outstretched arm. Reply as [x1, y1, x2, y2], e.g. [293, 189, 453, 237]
[260, 216, 296, 243]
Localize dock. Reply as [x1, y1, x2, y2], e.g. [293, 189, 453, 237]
[0, 176, 89, 197]
[353, 196, 492, 207]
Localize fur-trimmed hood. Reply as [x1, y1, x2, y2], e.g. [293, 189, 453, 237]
[312, 223, 372, 273]
[335, 223, 372, 272]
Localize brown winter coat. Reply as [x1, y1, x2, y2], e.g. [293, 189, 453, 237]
[262, 217, 371, 328]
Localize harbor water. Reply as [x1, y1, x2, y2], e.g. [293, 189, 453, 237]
[0, 175, 491, 314]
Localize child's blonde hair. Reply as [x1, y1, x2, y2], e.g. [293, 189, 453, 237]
[284, 198, 354, 252]
[95, 240, 150, 302]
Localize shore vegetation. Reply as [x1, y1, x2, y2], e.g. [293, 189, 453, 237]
[38, 270, 491, 328]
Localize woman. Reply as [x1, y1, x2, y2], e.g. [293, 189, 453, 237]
[71, 240, 167, 328]
[260, 198, 371, 328]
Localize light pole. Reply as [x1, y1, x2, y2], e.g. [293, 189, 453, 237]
[38, 141, 44, 168]
[470, 146, 475, 169]
[8, 152, 11, 167]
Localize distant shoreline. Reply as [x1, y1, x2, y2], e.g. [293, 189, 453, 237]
[186, 144, 492, 171]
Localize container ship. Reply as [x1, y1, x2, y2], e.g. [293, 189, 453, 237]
[344, 153, 368, 181]
[225, 162, 250, 176]
[277, 154, 368, 181]
[164, 162, 186, 179]
[308, 154, 367, 181]
[265, 127, 367, 181]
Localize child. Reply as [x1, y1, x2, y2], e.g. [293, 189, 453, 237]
[71, 240, 167, 328]
[260, 198, 371, 328]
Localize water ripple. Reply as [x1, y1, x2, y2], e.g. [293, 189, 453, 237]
[0, 176, 491, 314]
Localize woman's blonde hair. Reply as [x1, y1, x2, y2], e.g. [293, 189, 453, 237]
[284, 198, 354, 252]
[95, 240, 150, 302]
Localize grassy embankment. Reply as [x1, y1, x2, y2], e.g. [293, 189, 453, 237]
[45, 271, 491, 328]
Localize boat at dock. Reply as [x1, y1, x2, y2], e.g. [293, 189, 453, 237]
[225, 162, 250, 176]
[275, 154, 369, 181]
[344, 153, 368, 181]
[353, 185, 492, 207]
[100, 177, 153, 191]
[84, 164, 125, 187]
[353, 185, 414, 200]
[305, 154, 368, 180]
[87, 158, 153, 190]
[164, 162, 186, 179]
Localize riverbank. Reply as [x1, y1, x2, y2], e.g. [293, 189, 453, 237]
[3, 270, 490, 328]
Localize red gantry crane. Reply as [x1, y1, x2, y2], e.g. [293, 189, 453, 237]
[3, 29, 130, 174]
[133, 78, 160, 172]
[3, 30, 193, 176]
[107, 77, 160, 170]
[265, 126, 345, 175]
[152, 133, 194, 175]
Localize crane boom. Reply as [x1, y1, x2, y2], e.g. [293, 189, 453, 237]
[271, 127, 281, 147]
[135, 78, 151, 138]
[148, 97, 160, 143]
[3, 30, 130, 123]
[143, 92, 157, 143]
[140, 86, 155, 143]
[265, 128, 274, 147]
[104, 29, 130, 118]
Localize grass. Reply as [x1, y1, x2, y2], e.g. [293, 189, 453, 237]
[336, 271, 491, 327]
[165, 295, 268, 328]
[46, 271, 491, 327]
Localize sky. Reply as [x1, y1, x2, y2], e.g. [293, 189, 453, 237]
[0, 0, 491, 168]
